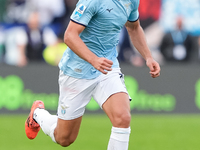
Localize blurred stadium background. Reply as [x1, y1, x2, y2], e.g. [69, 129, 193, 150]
[0, 0, 200, 150]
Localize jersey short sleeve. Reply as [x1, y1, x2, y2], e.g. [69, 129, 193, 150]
[128, 10, 139, 22]
[70, 0, 98, 26]
[128, 0, 140, 22]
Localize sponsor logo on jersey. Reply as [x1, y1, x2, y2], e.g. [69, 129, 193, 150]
[75, 4, 86, 17]
[106, 8, 113, 13]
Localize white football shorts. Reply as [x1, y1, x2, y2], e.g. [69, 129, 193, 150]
[57, 68, 130, 120]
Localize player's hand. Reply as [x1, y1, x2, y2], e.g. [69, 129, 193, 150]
[146, 58, 160, 78]
[91, 57, 113, 74]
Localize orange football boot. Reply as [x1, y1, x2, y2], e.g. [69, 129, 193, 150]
[25, 100, 45, 139]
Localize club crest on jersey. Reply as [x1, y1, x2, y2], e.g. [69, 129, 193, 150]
[75, 4, 86, 17]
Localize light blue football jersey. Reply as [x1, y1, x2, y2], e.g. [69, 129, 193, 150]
[59, 0, 140, 79]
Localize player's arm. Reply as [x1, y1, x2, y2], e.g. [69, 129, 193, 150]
[64, 20, 113, 74]
[125, 20, 160, 78]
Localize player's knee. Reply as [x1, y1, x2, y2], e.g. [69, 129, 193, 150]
[55, 133, 76, 147]
[58, 138, 75, 147]
[114, 112, 131, 127]
[121, 112, 131, 126]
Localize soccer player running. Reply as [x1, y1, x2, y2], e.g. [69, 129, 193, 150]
[25, 0, 160, 149]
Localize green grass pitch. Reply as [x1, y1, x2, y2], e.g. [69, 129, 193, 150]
[1, 114, 200, 150]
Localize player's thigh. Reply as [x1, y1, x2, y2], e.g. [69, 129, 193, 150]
[54, 116, 82, 142]
[93, 69, 131, 127]
[93, 68, 130, 108]
[102, 92, 131, 128]
[103, 92, 130, 115]
[55, 71, 97, 142]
